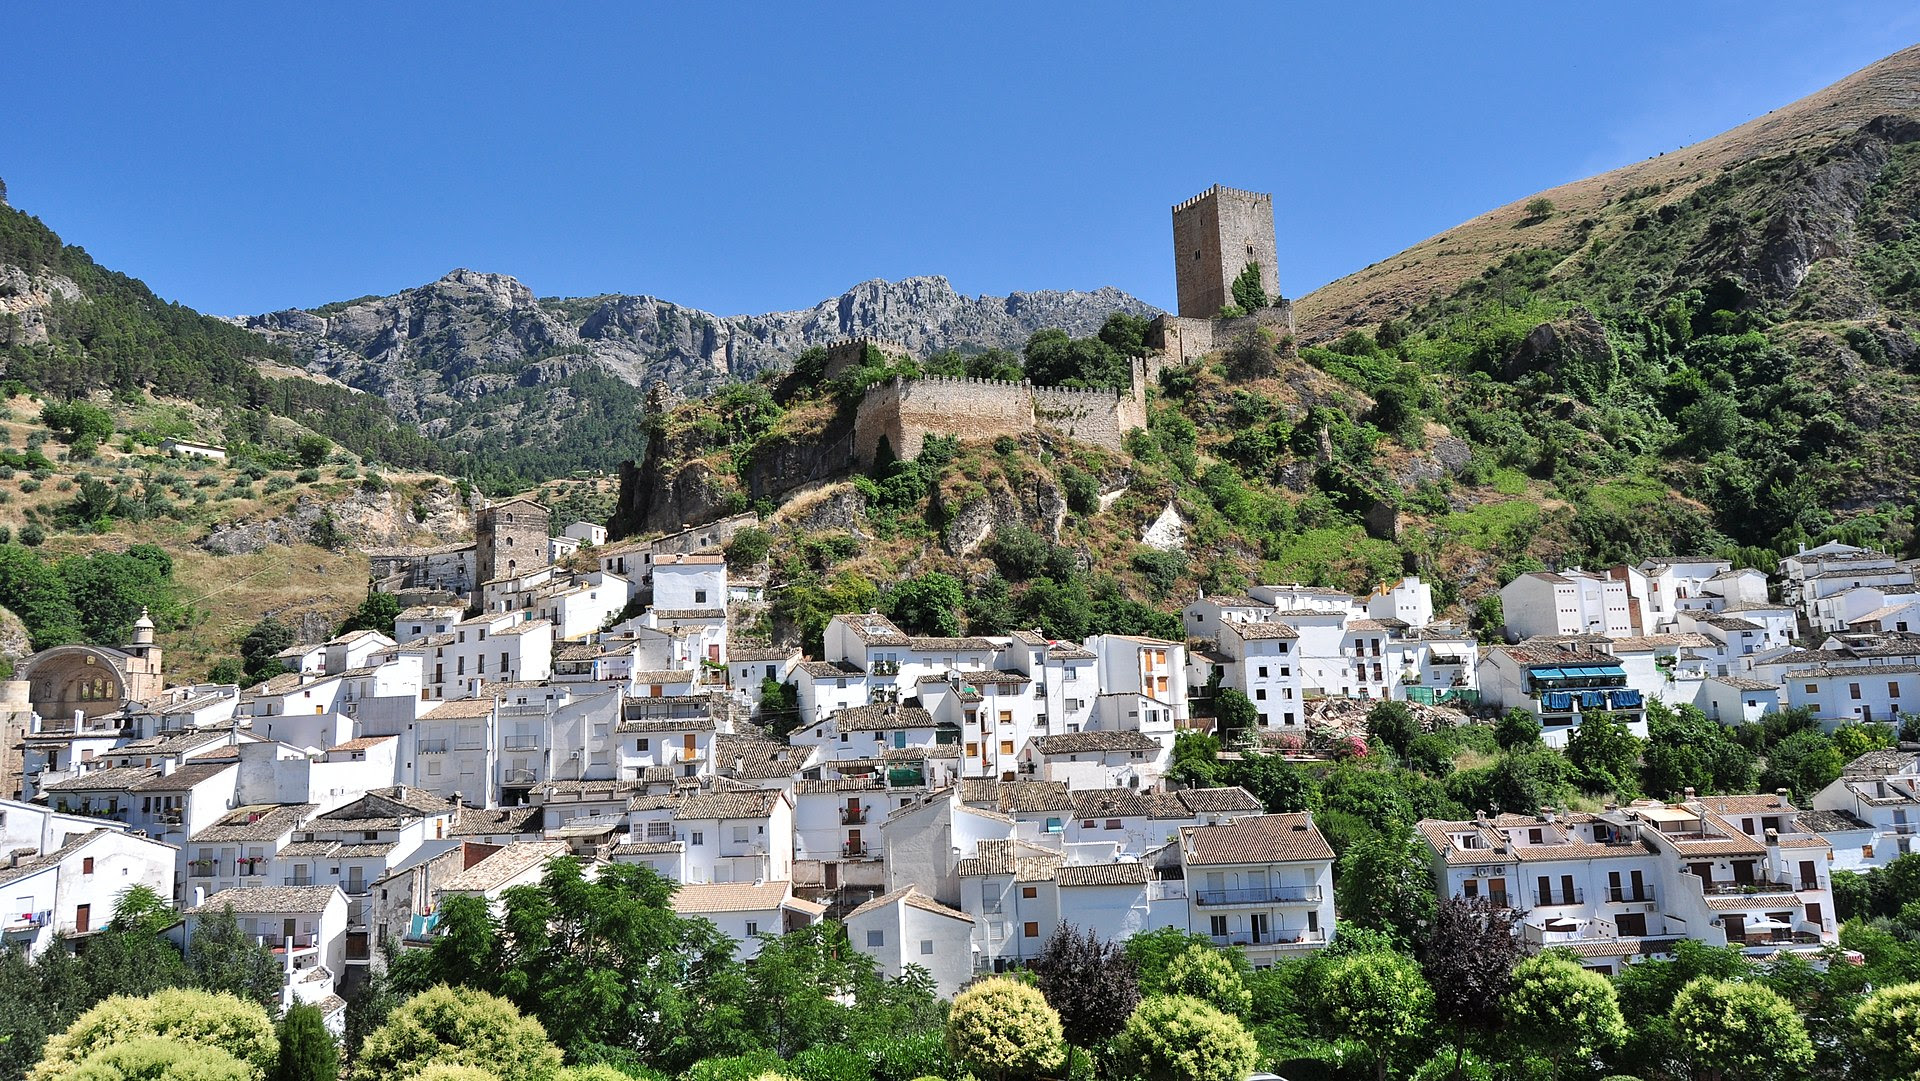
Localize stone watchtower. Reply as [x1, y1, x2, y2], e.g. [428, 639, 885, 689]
[1171, 185, 1280, 318]
[475, 496, 551, 582]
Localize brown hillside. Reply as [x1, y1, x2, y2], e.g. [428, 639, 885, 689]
[1296, 43, 1920, 341]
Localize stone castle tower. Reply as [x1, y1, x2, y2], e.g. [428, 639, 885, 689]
[475, 496, 551, 582]
[1171, 185, 1280, 318]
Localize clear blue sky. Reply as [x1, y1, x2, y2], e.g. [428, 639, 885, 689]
[4, 3, 1917, 317]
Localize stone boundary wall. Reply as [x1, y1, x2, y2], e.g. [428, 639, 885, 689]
[1148, 303, 1296, 367]
[852, 373, 1146, 467]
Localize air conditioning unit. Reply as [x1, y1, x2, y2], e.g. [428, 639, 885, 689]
[1643, 903, 1658, 912]
[345, 704, 357, 716]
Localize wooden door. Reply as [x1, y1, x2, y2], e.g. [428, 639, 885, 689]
[284, 918, 297, 944]
[1805, 902, 1822, 929]
[74, 904, 90, 933]
[1488, 878, 1508, 906]
[1732, 861, 1756, 886]
[1798, 860, 1817, 890]
[1723, 915, 1745, 943]
[1631, 869, 1647, 902]
[1560, 874, 1576, 904]
[1690, 863, 1713, 886]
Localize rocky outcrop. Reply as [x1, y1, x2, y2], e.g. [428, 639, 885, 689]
[200, 485, 473, 555]
[1504, 309, 1616, 397]
[0, 265, 80, 347]
[239, 271, 1156, 422]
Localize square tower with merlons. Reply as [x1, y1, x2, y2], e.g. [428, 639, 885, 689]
[1171, 185, 1279, 318]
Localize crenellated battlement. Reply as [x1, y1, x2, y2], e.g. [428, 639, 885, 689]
[824, 337, 913, 382]
[1171, 184, 1272, 214]
[852, 367, 1146, 466]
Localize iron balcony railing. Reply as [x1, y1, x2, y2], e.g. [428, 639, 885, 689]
[1193, 884, 1323, 906]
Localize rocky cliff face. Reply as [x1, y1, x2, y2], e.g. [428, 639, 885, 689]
[239, 272, 1157, 426]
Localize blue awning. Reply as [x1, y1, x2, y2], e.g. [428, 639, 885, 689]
[1530, 667, 1568, 680]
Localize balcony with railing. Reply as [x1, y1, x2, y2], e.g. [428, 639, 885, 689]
[499, 703, 550, 718]
[1699, 878, 1798, 897]
[1208, 929, 1324, 948]
[503, 736, 540, 752]
[1606, 886, 1657, 904]
[841, 840, 868, 858]
[840, 806, 868, 825]
[1533, 887, 1586, 907]
[870, 660, 901, 676]
[418, 739, 450, 754]
[1194, 884, 1323, 907]
[187, 859, 218, 877]
[3, 910, 50, 933]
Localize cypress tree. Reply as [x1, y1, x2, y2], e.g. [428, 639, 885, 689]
[272, 1002, 339, 1081]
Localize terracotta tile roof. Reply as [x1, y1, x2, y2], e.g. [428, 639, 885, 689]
[652, 609, 726, 620]
[956, 839, 1064, 881]
[439, 841, 568, 893]
[0, 831, 110, 888]
[194, 804, 316, 842]
[423, 698, 495, 720]
[1056, 862, 1149, 887]
[131, 761, 236, 792]
[1029, 731, 1160, 755]
[729, 643, 799, 662]
[453, 805, 545, 836]
[835, 614, 910, 645]
[799, 660, 864, 679]
[908, 636, 997, 651]
[845, 884, 973, 922]
[1798, 808, 1870, 832]
[1224, 621, 1300, 640]
[833, 704, 937, 731]
[327, 736, 395, 753]
[613, 840, 684, 856]
[714, 734, 813, 779]
[1176, 787, 1265, 814]
[188, 885, 341, 914]
[794, 776, 883, 795]
[1844, 749, 1919, 775]
[1071, 788, 1154, 818]
[995, 782, 1072, 813]
[957, 779, 1003, 805]
[673, 788, 781, 820]
[42, 766, 159, 792]
[670, 880, 799, 914]
[1183, 813, 1333, 865]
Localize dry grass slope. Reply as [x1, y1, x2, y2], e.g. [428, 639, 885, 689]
[1297, 43, 1920, 341]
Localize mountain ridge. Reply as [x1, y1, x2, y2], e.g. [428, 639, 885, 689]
[1298, 43, 1920, 341]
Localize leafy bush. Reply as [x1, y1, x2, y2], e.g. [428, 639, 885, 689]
[944, 978, 1065, 1081]
[30, 989, 277, 1081]
[349, 985, 561, 1081]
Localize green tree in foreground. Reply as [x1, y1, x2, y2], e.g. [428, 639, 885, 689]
[1162, 945, 1251, 1016]
[271, 1002, 339, 1081]
[1501, 953, 1627, 1074]
[350, 986, 560, 1081]
[1110, 995, 1256, 1081]
[30, 989, 277, 1081]
[1668, 977, 1812, 1081]
[1850, 982, 1920, 1078]
[337, 590, 401, 636]
[189, 906, 283, 1007]
[943, 978, 1065, 1081]
[1366, 700, 1419, 758]
[1334, 826, 1437, 947]
[59, 1038, 252, 1081]
[1312, 951, 1433, 1081]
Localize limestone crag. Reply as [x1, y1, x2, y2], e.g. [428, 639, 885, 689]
[200, 484, 473, 556]
[239, 272, 1158, 422]
[0, 264, 81, 347]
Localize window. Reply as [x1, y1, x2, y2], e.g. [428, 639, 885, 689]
[1851, 683, 1862, 700]
[732, 826, 749, 843]
[1257, 666, 1268, 678]
[1255, 689, 1267, 701]
[744, 921, 758, 936]
[1209, 915, 1227, 937]
[1106, 819, 1122, 830]
[920, 939, 935, 955]
[1891, 682, 1902, 698]
[867, 929, 884, 947]
[1806, 684, 1818, 695]
[691, 832, 704, 846]
[999, 740, 1014, 756]
[82, 857, 94, 875]
[637, 738, 650, 752]
[1021, 886, 1037, 899]
[1023, 922, 1039, 938]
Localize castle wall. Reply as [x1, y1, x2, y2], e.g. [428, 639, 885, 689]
[824, 338, 912, 383]
[1148, 303, 1296, 368]
[854, 374, 1143, 467]
[1171, 185, 1279, 319]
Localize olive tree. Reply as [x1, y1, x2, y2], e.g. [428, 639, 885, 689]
[943, 977, 1065, 1081]
[1110, 995, 1256, 1081]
